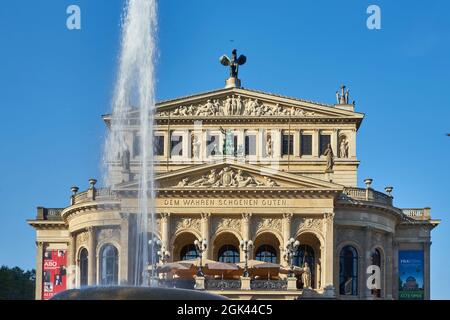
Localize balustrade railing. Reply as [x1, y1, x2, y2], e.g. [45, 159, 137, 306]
[250, 279, 287, 291]
[44, 208, 64, 220]
[158, 279, 195, 290]
[341, 187, 393, 206]
[205, 279, 241, 291]
[72, 188, 117, 205]
[402, 208, 430, 221]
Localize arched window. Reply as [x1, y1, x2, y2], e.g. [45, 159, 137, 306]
[339, 245, 358, 296]
[255, 245, 277, 263]
[79, 248, 88, 287]
[293, 245, 315, 288]
[371, 249, 382, 298]
[180, 244, 199, 261]
[218, 245, 240, 263]
[100, 244, 118, 286]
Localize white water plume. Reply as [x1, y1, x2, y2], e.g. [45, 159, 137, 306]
[103, 0, 158, 287]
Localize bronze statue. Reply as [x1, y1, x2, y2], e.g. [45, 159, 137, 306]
[220, 49, 246, 78]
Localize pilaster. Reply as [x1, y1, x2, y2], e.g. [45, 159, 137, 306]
[87, 226, 96, 286]
[241, 213, 252, 261]
[119, 213, 129, 285]
[200, 213, 211, 260]
[35, 241, 44, 300]
[323, 212, 335, 292]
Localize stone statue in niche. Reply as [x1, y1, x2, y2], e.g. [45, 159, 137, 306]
[192, 135, 201, 158]
[121, 145, 131, 171]
[323, 143, 334, 173]
[266, 134, 273, 157]
[302, 262, 312, 289]
[339, 136, 349, 158]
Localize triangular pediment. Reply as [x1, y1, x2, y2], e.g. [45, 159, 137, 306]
[114, 161, 344, 192]
[153, 87, 363, 120]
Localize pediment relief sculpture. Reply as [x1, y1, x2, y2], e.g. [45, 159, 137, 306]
[175, 166, 279, 188]
[157, 96, 318, 118]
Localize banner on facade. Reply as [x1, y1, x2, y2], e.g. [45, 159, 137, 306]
[398, 250, 424, 300]
[42, 249, 67, 300]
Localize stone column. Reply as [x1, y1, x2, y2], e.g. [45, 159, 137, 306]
[392, 240, 399, 299]
[35, 242, 44, 300]
[68, 233, 76, 290]
[241, 213, 252, 261]
[160, 212, 171, 260]
[350, 128, 357, 159]
[424, 241, 431, 300]
[323, 212, 335, 295]
[200, 213, 211, 260]
[182, 131, 189, 160]
[282, 213, 293, 266]
[119, 213, 129, 285]
[270, 129, 282, 159]
[87, 226, 96, 286]
[331, 129, 339, 157]
[364, 226, 373, 299]
[312, 129, 320, 157]
[69, 233, 76, 267]
[385, 233, 394, 299]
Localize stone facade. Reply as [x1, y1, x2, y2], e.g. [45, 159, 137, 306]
[28, 85, 439, 300]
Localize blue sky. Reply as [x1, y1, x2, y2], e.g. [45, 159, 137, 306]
[0, 0, 448, 298]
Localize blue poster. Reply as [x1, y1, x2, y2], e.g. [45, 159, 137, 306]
[398, 250, 424, 300]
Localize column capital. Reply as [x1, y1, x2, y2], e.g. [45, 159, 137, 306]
[159, 211, 171, 221]
[283, 212, 293, 221]
[120, 212, 130, 220]
[323, 212, 335, 222]
[241, 212, 252, 221]
[200, 212, 211, 220]
[36, 241, 44, 248]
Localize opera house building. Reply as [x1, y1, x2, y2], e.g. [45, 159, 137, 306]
[28, 57, 439, 300]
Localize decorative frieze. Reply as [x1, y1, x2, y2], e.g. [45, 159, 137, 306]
[212, 217, 242, 233]
[157, 96, 318, 118]
[97, 228, 120, 243]
[76, 231, 89, 246]
[173, 217, 202, 233]
[175, 166, 279, 188]
[293, 217, 323, 234]
[252, 217, 282, 234]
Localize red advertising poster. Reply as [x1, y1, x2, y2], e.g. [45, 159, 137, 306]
[42, 249, 67, 300]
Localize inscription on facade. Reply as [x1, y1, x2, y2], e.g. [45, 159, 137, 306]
[162, 198, 288, 207]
